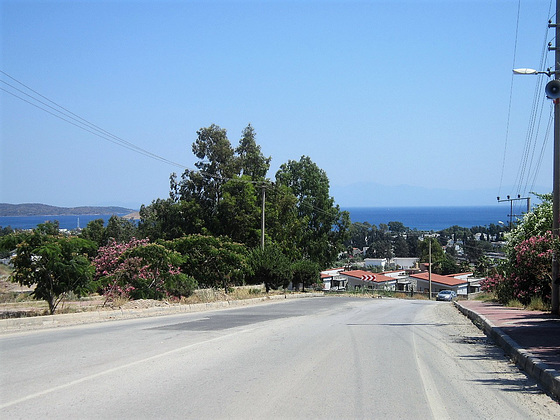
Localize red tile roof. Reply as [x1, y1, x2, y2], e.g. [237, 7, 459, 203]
[341, 270, 396, 283]
[411, 272, 468, 286]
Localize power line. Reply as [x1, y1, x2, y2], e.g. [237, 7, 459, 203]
[0, 70, 187, 169]
[507, 2, 554, 199]
[499, 0, 523, 199]
[530, 105, 554, 192]
[1, 70, 272, 187]
[1, 70, 345, 223]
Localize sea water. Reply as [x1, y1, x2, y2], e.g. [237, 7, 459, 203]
[342, 206, 514, 231]
[0, 214, 126, 231]
[0, 206, 518, 232]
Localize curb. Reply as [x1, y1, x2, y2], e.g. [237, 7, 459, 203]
[0, 292, 324, 334]
[454, 301, 560, 400]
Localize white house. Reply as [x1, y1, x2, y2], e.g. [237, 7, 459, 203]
[339, 270, 397, 291]
[391, 257, 419, 270]
[448, 272, 483, 294]
[364, 258, 386, 270]
[321, 268, 346, 290]
[410, 272, 469, 296]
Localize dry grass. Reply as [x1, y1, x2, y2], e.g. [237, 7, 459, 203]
[505, 299, 524, 308]
[180, 285, 270, 304]
[526, 296, 551, 311]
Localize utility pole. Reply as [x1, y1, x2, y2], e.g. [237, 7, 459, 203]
[496, 195, 531, 228]
[512, 0, 560, 314]
[429, 239, 432, 300]
[551, 0, 560, 315]
[261, 184, 265, 250]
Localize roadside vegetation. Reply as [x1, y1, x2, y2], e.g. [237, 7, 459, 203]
[0, 125, 556, 315]
[0, 124, 345, 315]
[478, 194, 556, 311]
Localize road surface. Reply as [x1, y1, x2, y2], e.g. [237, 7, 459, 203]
[1, 297, 559, 419]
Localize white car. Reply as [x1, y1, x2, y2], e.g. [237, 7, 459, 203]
[436, 290, 456, 301]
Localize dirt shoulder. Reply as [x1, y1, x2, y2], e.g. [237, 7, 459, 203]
[0, 287, 324, 334]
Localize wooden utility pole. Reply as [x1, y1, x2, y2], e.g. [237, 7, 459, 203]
[551, 0, 560, 314]
[429, 239, 432, 300]
[261, 184, 265, 250]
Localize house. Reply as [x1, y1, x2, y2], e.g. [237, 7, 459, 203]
[321, 268, 346, 291]
[391, 257, 419, 270]
[409, 272, 469, 296]
[340, 270, 397, 291]
[447, 273, 483, 294]
[382, 270, 413, 291]
[364, 258, 386, 270]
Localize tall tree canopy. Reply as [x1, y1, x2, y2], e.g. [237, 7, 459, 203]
[166, 124, 271, 243]
[275, 156, 349, 268]
[11, 223, 96, 314]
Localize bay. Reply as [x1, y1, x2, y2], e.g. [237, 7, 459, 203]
[343, 206, 516, 231]
[1, 206, 520, 232]
[0, 214, 127, 231]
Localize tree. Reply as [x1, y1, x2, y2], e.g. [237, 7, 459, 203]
[35, 220, 60, 236]
[93, 238, 196, 301]
[418, 237, 444, 263]
[481, 194, 557, 306]
[168, 235, 248, 292]
[0, 226, 14, 237]
[215, 177, 261, 247]
[388, 221, 407, 234]
[104, 215, 137, 244]
[406, 233, 420, 257]
[263, 183, 304, 262]
[80, 218, 106, 246]
[170, 124, 269, 243]
[291, 259, 320, 291]
[392, 234, 409, 257]
[171, 124, 238, 215]
[417, 236, 456, 274]
[11, 233, 96, 314]
[345, 222, 372, 250]
[246, 243, 292, 293]
[138, 198, 204, 240]
[0, 230, 31, 258]
[275, 156, 349, 268]
[483, 233, 556, 305]
[236, 124, 271, 180]
[365, 225, 393, 259]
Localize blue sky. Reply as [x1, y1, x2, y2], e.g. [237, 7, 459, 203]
[0, 0, 555, 209]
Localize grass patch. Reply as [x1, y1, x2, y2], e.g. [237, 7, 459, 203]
[505, 299, 524, 308]
[0, 291, 34, 304]
[526, 296, 551, 311]
[473, 292, 496, 302]
[0, 264, 13, 277]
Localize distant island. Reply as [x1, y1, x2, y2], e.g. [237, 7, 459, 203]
[0, 203, 136, 217]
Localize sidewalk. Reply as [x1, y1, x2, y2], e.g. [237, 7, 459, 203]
[455, 300, 560, 400]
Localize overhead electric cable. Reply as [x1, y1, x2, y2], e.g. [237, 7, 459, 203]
[0, 74, 188, 169]
[1, 70, 268, 186]
[514, 5, 552, 197]
[499, 0, 522, 199]
[530, 105, 554, 192]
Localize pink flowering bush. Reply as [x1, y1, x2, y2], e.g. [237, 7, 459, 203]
[93, 238, 197, 300]
[508, 232, 553, 305]
[487, 232, 556, 305]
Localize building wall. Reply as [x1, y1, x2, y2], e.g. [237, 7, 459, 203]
[392, 257, 418, 269]
[364, 258, 386, 269]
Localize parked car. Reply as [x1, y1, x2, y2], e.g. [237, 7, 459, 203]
[436, 290, 456, 301]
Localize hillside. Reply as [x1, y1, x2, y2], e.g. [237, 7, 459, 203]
[0, 203, 135, 217]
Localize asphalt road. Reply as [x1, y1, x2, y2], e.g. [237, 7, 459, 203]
[1, 297, 559, 419]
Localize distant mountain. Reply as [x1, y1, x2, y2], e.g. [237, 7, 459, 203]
[330, 182, 551, 208]
[0, 203, 136, 217]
